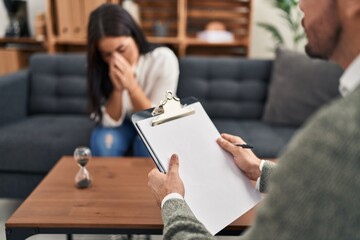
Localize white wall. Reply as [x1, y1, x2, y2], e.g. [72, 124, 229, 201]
[27, 0, 47, 36]
[0, 1, 9, 37]
[0, 0, 305, 58]
[249, 0, 306, 58]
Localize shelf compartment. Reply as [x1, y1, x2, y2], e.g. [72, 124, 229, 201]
[185, 45, 248, 57]
[147, 37, 180, 44]
[184, 38, 248, 46]
[136, 0, 178, 37]
[187, 0, 251, 43]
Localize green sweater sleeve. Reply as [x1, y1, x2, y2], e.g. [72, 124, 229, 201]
[259, 160, 277, 193]
[161, 199, 216, 240]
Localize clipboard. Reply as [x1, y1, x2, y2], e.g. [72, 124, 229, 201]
[131, 91, 262, 235]
[132, 91, 197, 173]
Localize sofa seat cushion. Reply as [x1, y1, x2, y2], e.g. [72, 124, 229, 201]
[213, 120, 298, 158]
[0, 115, 94, 173]
[0, 172, 44, 198]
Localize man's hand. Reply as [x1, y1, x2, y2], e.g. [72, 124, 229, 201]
[217, 133, 261, 181]
[148, 154, 185, 206]
[110, 52, 137, 92]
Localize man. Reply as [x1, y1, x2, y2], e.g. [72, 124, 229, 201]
[148, 0, 360, 239]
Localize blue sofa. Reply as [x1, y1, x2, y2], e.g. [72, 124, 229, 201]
[0, 53, 340, 198]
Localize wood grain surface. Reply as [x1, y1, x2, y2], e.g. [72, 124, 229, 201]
[6, 156, 256, 232]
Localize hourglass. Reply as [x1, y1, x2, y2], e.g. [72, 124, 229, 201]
[73, 146, 92, 188]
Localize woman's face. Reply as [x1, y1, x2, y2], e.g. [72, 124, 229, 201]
[98, 36, 139, 66]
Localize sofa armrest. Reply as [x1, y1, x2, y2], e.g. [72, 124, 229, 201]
[0, 70, 29, 126]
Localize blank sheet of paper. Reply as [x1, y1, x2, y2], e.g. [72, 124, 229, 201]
[137, 102, 261, 235]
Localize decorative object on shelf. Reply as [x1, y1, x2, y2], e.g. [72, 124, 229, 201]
[122, 0, 141, 26]
[34, 12, 46, 41]
[73, 146, 92, 189]
[153, 20, 168, 37]
[3, 0, 29, 37]
[257, 0, 306, 51]
[197, 21, 234, 43]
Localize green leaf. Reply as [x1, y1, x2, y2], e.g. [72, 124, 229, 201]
[257, 22, 284, 46]
[262, 0, 304, 51]
[273, 0, 299, 15]
[279, 12, 295, 30]
[294, 32, 306, 43]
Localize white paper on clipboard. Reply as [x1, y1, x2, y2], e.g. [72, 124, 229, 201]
[135, 100, 262, 235]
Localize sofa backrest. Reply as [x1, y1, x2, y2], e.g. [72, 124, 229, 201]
[28, 54, 272, 119]
[177, 57, 273, 120]
[29, 53, 88, 115]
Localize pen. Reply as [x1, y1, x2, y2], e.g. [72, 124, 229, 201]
[235, 144, 254, 149]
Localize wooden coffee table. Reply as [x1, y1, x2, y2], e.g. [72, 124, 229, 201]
[5, 156, 257, 240]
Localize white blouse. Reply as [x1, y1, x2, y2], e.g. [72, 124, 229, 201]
[101, 47, 179, 127]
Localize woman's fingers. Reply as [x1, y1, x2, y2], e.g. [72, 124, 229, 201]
[113, 52, 131, 73]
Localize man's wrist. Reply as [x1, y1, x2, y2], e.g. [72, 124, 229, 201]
[161, 193, 184, 208]
[248, 158, 262, 180]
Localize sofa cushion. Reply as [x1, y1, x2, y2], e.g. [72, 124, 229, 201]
[0, 172, 44, 198]
[262, 48, 343, 126]
[177, 57, 272, 120]
[29, 54, 88, 115]
[214, 120, 298, 158]
[0, 115, 94, 173]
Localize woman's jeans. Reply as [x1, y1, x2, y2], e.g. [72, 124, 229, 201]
[91, 118, 149, 157]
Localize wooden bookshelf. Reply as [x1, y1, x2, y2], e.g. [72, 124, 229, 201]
[1, 0, 252, 60]
[147, 36, 181, 45]
[46, 0, 253, 56]
[0, 37, 44, 45]
[0, 37, 46, 75]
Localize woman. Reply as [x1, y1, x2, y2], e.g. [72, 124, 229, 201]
[87, 4, 179, 157]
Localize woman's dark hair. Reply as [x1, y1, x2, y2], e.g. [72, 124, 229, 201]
[87, 3, 154, 121]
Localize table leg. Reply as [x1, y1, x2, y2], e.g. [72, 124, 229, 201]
[6, 227, 38, 240]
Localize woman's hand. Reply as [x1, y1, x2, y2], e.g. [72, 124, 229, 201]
[109, 52, 137, 92]
[109, 53, 125, 92]
[217, 133, 261, 181]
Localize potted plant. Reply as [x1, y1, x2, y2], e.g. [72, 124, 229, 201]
[258, 0, 306, 51]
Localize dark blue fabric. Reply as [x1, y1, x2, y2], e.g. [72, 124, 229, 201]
[91, 118, 149, 157]
[29, 54, 88, 115]
[0, 115, 94, 173]
[0, 54, 316, 198]
[0, 70, 29, 126]
[214, 119, 298, 158]
[0, 173, 44, 198]
[177, 57, 272, 119]
[176, 57, 294, 158]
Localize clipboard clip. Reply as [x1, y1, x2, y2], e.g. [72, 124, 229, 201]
[151, 91, 195, 126]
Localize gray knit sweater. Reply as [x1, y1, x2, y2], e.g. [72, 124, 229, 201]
[161, 86, 360, 240]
